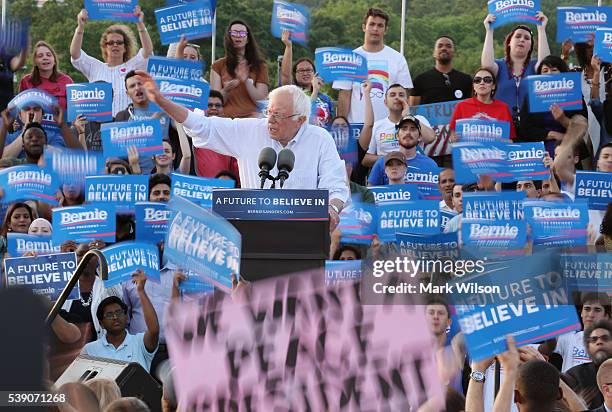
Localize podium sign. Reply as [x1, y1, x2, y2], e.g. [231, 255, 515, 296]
[212, 189, 328, 220]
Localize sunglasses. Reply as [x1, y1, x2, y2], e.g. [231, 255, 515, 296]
[442, 73, 451, 87]
[229, 30, 248, 38]
[473, 76, 494, 84]
[106, 40, 124, 47]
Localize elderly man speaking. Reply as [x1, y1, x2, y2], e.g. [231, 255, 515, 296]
[136, 71, 349, 230]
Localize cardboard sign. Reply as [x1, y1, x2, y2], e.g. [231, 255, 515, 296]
[101, 119, 164, 158]
[527, 72, 583, 112]
[575, 171, 612, 210]
[488, 0, 541, 28]
[147, 56, 204, 81]
[85, 175, 149, 206]
[52, 204, 116, 243]
[155, 0, 214, 45]
[0, 165, 59, 205]
[102, 241, 161, 287]
[315, 47, 368, 83]
[84, 0, 138, 22]
[66, 83, 113, 122]
[135, 202, 170, 243]
[377, 200, 441, 242]
[157, 77, 209, 110]
[556, 6, 612, 43]
[271, 0, 310, 45]
[595, 28, 612, 63]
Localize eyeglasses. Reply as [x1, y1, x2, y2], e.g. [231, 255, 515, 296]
[588, 334, 611, 344]
[296, 68, 314, 75]
[473, 76, 494, 84]
[442, 73, 451, 87]
[105, 40, 125, 47]
[229, 30, 248, 38]
[208, 103, 223, 109]
[103, 310, 127, 320]
[262, 109, 300, 121]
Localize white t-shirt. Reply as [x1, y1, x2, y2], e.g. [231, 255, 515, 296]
[367, 117, 398, 155]
[367, 115, 432, 155]
[71, 49, 148, 116]
[333, 45, 412, 124]
[555, 330, 590, 373]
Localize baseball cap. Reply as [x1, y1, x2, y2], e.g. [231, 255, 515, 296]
[396, 114, 421, 131]
[384, 151, 406, 165]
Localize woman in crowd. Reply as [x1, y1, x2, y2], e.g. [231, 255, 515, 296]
[59, 183, 85, 207]
[19, 41, 73, 109]
[481, 13, 550, 129]
[280, 30, 334, 128]
[449, 68, 516, 140]
[28, 218, 51, 236]
[85, 379, 122, 411]
[70, 6, 153, 115]
[210, 19, 268, 118]
[0, 202, 35, 254]
[518, 55, 588, 157]
[151, 140, 190, 175]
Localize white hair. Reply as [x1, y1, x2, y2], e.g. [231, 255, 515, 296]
[269, 85, 311, 120]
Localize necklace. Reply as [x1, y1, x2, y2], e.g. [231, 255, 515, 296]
[80, 291, 92, 307]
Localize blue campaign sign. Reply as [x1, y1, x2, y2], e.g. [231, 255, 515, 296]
[179, 270, 216, 294]
[0, 17, 29, 55]
[102, 242, 161, 288]
[525, 200, 589, 247]
[7, 233, 59, 257]
[462, 219, 526, 250]
[455, 118, 511, 143]
[3, 252, 79, 301]
[7, 89, 57, 115]
[396, 232, 460, 261]
[172, 173, 235, 208]
[440, 209, 457, 232]
[212, 189, 328, 220]
[101, 119, 164, 158]
[147, 56, 204, 81]
[411, 100, 463, 127]
[85, 175, 149, 206]
[370, 185, 420, 205]
[562, 253, 612, 293]
[377, 200, 441, 242]
[556, 6, 612, 43]
[52, 204, 116, 244]
[463, 191, 525, 222]
[0, 165, 59, 205]
[595, 28, 612, 64]
[325, 260, 362, 286]
[339, 201, 377, 245]
[528, 72, 583, 113]
[330, 124, 358, 167]
[165, 196, 241, 292]
[44, 146, 105, 186]
[349, 123, 364, 142]
[575, 171, 612, 210]
[453, 142, 548, 183]
[66, 83, 113, 122]
[155, 0, 214, 45]
[157, 77, 209, 110]
[315, 47, 368, 83]
[488, 0, 541, 28]
[135, 202, 170, 243]
[271, 0, 310, 46]
[85, 0, 138, 22]
[457, 302, 580, 360]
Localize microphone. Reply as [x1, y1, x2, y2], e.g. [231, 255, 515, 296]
[258, 147, 277, 189]
[276, 148, 295, 188]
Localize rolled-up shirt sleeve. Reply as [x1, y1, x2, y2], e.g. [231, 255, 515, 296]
[317, 136, 350, 203]
[182, 109, 259, 159]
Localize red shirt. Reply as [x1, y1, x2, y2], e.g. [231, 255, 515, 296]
[194, 148, 241, 186]
[19, 73, 73, 109]
[449, 97, 516, 139]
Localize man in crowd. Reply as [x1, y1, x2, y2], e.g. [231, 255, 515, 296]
[595, 358, 612, 412]
[115, 70, 173, 174]
[194, 90, 240, 182]
[565, 319, 612, 409]
[367, 115, 438, 187]
[516, 180, 542, 199]
[438, 168, 456, 213]
[409, 36, 472, 166]
[540, 293, 611, 373]
[81, 271, 159, 372]
[137, 72, 349, 230]
[148, 173, 171, 203]
[333, 8, 412, 124]
[444, 183, 479, 234]
[410, 36, 472, 105]
[362, 84, 434, 167]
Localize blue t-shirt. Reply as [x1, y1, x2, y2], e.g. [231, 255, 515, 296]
[368, 152, 439, 187]
[494, 58, 537, 116]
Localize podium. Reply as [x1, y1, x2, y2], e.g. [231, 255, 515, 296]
[212, 189, 330, 281]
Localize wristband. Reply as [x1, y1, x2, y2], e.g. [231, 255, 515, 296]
[329, 204, 340, 214]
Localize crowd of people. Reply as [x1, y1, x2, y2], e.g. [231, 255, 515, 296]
[0, 3, 611, 412]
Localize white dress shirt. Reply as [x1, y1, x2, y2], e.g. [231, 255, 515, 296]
[182, 109, 349, 203]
